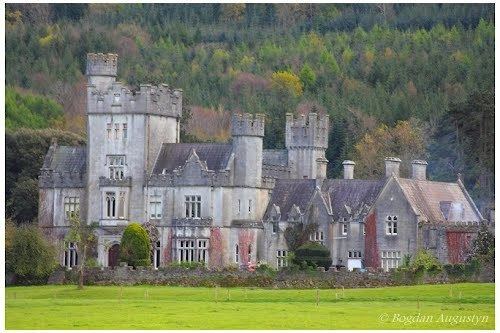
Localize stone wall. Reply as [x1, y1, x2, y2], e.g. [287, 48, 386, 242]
[56, 265, 491, 289]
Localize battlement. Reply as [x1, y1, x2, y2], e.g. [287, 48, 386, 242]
[285, 113, 329, 149]
[231, 113, 265, 137]
[86, 53, 118, 77]
[87, 82, 183, 117]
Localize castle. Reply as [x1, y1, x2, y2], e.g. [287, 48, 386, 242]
[38, 53, 485, 271]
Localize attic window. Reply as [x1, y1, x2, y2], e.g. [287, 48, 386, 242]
[440, 201, 464, 221]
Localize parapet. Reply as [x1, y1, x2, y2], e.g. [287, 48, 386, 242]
[231, 113, 265, 137]
[87, 82, 183, 117]
[285, 113, 329, 149]
[86, 53, 118, 77]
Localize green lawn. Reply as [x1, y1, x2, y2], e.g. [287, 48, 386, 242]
[5, 283, 494, 329]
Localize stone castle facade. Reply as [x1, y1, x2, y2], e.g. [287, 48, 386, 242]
[38, 53, 485, 271]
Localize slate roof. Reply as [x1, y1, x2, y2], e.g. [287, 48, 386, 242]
[153, 143, 233, 174]
[264, 179, 318, 220]
[397, 178, 483, 222]
[263, 149, 288, 166]
[322, 179, 385, 221]
[42, 145, 87, 173]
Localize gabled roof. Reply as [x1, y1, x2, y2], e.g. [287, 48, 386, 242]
[396, 178, 483, 222]
[264, 179, 318, 220]
[322, 179, 385, 221]
[42, 145, 87, 174]
[152, 143, 232, 174]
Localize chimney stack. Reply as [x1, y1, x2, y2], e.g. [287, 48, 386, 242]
[342, 160, 355, 179]
[411, 160, 427, 180]
[384, 157, 401, 178]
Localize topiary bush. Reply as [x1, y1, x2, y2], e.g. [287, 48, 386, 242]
[120, 223, 151, 268]
[293, 241, 332, 270]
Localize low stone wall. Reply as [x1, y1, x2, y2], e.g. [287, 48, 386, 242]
[57, 266, 462, 289]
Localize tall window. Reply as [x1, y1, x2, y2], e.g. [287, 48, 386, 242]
[248, 244, 252, 263]
[185, 195, 201, 218]
[277, 250, 288, 268]
[272, 222, 279, 234]
[106, 123, 112, 139]
[386, 216, 398, 235]
[177, 239, 209, 264]
[114, 123, 120, 139]
[381, 251, 401, 271]
[235, 244, 239, 263]
[105, 192, 116, 218]
[310, 230, 324, 245]
[149, 193, 162, 219]
[64, 242, 78, 269]
[153, 241, 161, 269]
[342, 223, 348, 235]
[118, 192, 126, 218]
[64, 197, 80, 219]
[248, 199, 252, 213]
[237, 199, 241, 214]
[122, 123, 128, 139]
[108, 155, 125, 180]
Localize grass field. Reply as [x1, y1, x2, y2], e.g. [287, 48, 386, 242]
[5, 283, 494, 329]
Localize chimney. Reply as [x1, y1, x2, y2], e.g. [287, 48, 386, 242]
[384, 157, 401, 178]
[411, 160, 427, 180]
[342, 160, 355, 179]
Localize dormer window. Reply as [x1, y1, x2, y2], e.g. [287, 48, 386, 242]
[342, 223, 348, 235]
[185, 195, 201, 218]
[386, 216, 398, 235]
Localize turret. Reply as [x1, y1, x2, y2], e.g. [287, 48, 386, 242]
[231, 113, 265, 187]
[86, 53, 118, 90]
[285, 113, 329, 179]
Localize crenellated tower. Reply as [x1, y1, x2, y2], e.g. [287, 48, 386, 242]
[285, 113, 329, 179]
[85, 53, 183, 227]
[231, 113, 265, 187]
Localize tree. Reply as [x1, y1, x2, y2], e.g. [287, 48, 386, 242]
[353, 119, 427, 179]
[65, 214, 97, 289]
[270, 70, 303, 97]
[299, 63, 317, 91]
[7, 177, 39, 224]
[284, 222, 318, 251]
[9, 225, 56, 283]
[469, 224, 494, 263]
[120, 223, 151, 267]
[293, 241, 332, 269]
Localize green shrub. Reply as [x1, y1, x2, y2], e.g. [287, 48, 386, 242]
[119, 223, 151, 268]
[9, 225, 57, 284]
[255, 263, 277, 275]
[410, 249, 442, 275]
[293, 242, 332, 270]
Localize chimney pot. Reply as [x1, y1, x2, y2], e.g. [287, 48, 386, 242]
[411, 160, 427, 180]
[342, 160, 355, 179]
[384, 157, 401, 178]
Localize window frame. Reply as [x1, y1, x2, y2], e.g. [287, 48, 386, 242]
[185, 195, 202, 219]
[64, 196, 80, 220]
[385, 216, 398, 235]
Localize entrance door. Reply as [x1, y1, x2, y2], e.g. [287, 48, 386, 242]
[108, 244, 120, 267]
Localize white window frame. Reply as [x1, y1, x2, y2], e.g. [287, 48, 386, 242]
[185, 195, 201, 219]
[277, 250, 288, 268]
[64, 242, 78, 269]
[348, 251, 362, 259]
[105, 192, 116, 218]
[114, 123, 120, 139]
[381, 250, 401, 271]
[177, 238, 209, 264]
[153, 241, 161, 269]
[64, 197, 80, 220]
[310, 230, 324, 245]
[386, 216, 398, 235]
[149, 192, 162, 220]
[106, 122, 112, 139]
[107, 155, 126, 180]
[342, 223, 348, 235]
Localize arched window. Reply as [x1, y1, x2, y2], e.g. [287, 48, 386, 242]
[235, 244, 239, 263]
[248, 244, 252, 263]
[64, 242, 78, 269]
[153, 241, 161, 269]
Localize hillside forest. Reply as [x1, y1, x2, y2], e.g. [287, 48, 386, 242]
[5, 4, 494, 226]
